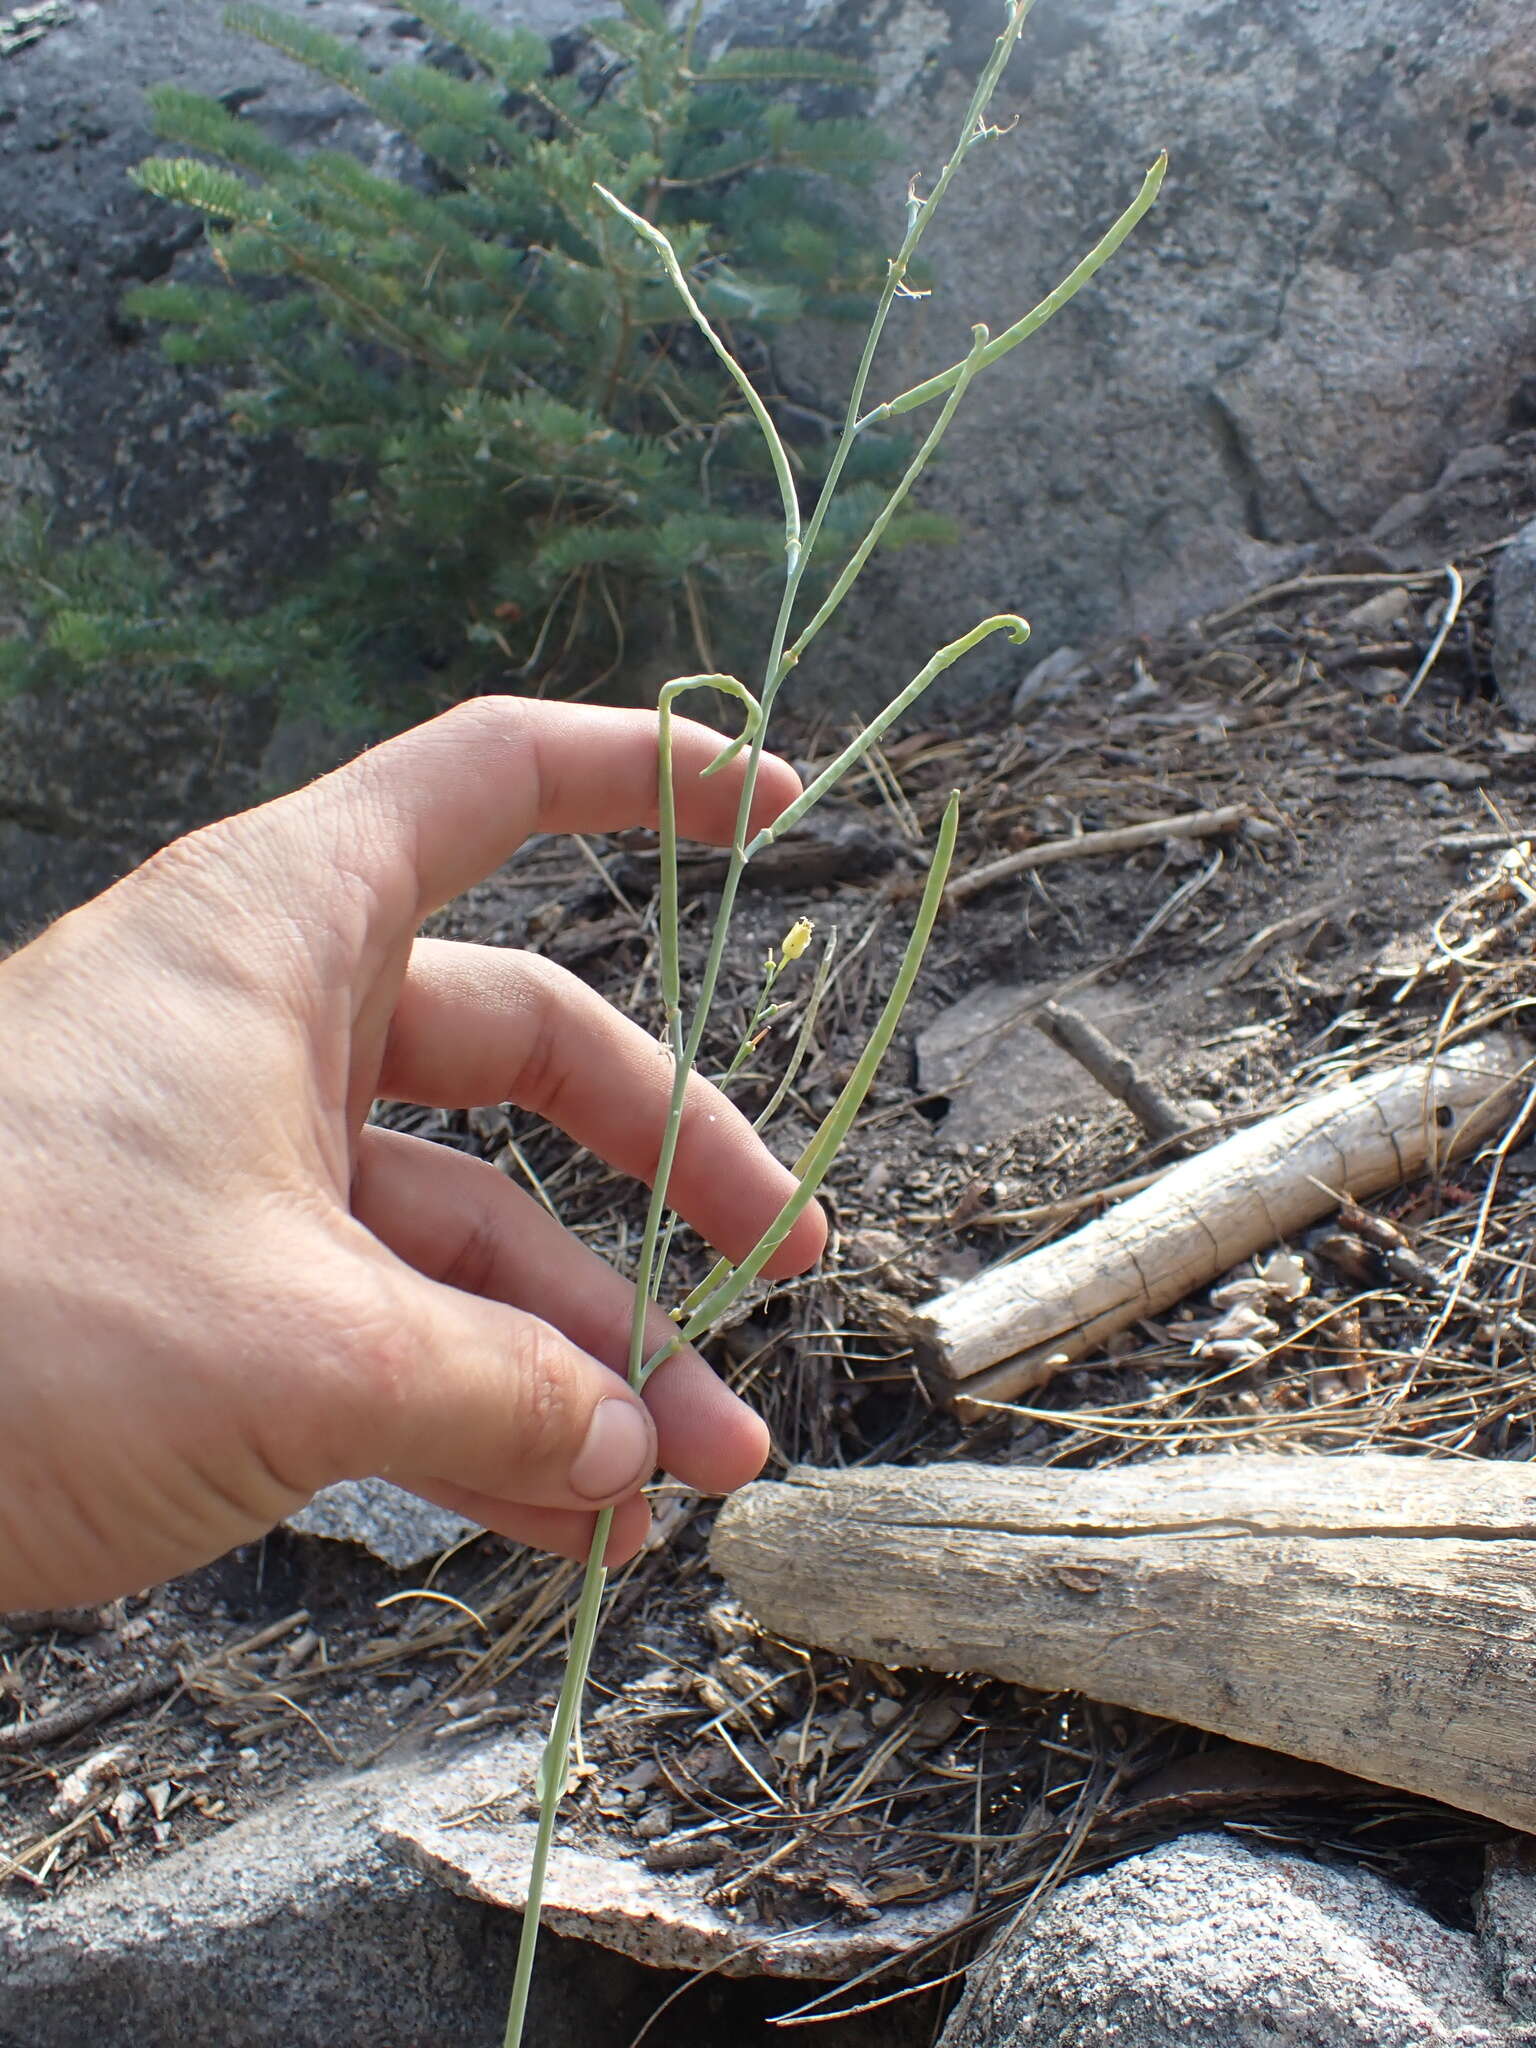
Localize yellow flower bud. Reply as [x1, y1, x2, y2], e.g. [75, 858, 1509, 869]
[779, 916, 814, 963]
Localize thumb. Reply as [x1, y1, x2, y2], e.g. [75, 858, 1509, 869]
[347, 1260, 660, 1512]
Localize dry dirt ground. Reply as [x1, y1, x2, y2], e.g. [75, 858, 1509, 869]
[5, 429, 1536, 2035]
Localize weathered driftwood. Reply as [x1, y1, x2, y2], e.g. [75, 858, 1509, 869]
[910, 1032, 1532, 1407]
[710, 1454, 1536, 1832]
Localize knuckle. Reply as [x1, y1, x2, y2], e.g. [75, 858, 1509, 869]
[501, 963, 576, 1118]
[427, 696, 538, 771]
[431, 1160, 507, 1299]
[441, 693, 523, 734]
[292, 1264, 422, 1476]
[505, 1315, 588, 1462]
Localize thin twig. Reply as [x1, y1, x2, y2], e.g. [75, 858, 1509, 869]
[1033, 999, 1212, 1149]
[0, 1671, 173, 1754]
[1398, 564, 1464, 710]
[944, 804, 1252, 906]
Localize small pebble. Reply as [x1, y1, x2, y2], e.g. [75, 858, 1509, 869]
[108, 1788, 145, 1834]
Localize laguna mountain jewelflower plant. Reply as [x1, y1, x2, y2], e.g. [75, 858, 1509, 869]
[502, 2, 1165, 2037]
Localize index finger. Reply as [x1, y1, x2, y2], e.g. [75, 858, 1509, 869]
[379, 939, 827, 1278]
[298, 697, 797, 920]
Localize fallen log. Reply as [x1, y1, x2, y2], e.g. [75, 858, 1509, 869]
[710, 1453, 1536, 1832]
[909, 1031, 1532, 1408]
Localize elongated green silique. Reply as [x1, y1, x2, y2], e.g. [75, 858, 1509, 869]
[502, 4, 1164, 2039]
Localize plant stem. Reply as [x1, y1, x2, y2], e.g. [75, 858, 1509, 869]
[593, 186, 803, 575]
[501, 1508, 612, 2048]
[788, 0, 1043, 595]
[859, 153, 1168, 428]
[747, 931, 834, 1128]
[778, 327, 994, 679]
[503, 685, 765, 2048]
[750, 614, 1026, 856]
[647, 792, 961, 1372]
[503, 12, 1162, 2042]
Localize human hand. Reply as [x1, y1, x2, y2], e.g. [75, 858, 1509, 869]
[0, 699, 825, 1610]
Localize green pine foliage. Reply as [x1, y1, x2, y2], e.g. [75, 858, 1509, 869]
[0, 510, 362, 719]
[2, 0, 949, 720]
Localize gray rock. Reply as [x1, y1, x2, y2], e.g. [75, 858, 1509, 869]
[941, 1833, 1536, 2048]
[1493, 517, 1536, 724]
[3, 0, 1533, 734]
[915, 969, 1217, 1150]
[382, 1730, 967, 1978]
[1438, 444, 1514, 490]
[0, 674, 273, 944]
[0, 1739, 682, 2048]
[760, 0, 1536, 708]
[0, 821, 130, 950]
[0, 0, 593, 580]
[916, 979, 1161, 1148]
[1480, 1839, 1536, 2020]
[284, 1478, 479, 1571]
[0, 1727, 949, 2045]
[0, 0, 602, 939]
[1011, 645, 1094, 717]
[257, 713, 375, 797]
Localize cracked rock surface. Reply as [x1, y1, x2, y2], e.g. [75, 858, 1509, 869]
[1493, 515, 1536, 723]
[0, 1729, 952, 2046]
[762, 0, 1536, 704]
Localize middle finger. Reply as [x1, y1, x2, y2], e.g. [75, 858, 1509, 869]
[351, 1123, 773, 1497]
[376, 938, 826, 1279]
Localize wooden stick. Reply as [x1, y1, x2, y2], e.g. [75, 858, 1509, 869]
[908, 1032, 1532, 1406]
[710, 1454, 1536, 1832]
[1032, 999, 1213, 1149]
[0, 1671, 172, 1754]
[1199, 566, 1453, 631]
[944, 805, 1253, 906]
[1434, 828, 1536, 855]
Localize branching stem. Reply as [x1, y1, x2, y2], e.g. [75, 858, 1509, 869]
[859, 153, 1168, 428]
[503, 7, 1164, 2040]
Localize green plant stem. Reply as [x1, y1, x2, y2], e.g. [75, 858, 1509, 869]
[779, 326, 993, 679]
[858, 152, 1168, 428]
[788, 0, 1042, 595]
[503, 12, 1161, 2042]
[655, 674, 762, 1017]
[502, 685, 768, 2047]
[501, 1508, 612, 2048]
[643, 673, 762, 1310]
[594, 185, 803, 574]
[667, 923, 836, 1319]
[603, 0, 1052, 1059]
[647, 792, 960, 1372]
[598, 0, 1042, 1433]
[717, 973, 785, 1090]
[750, 613, 1026, 857]
[751, 930, 835, 1130]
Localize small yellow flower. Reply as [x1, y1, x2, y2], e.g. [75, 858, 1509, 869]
[779, 916, 815, 963]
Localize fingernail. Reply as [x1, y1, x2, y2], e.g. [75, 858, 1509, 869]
[569, 1399, 653, 1502]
